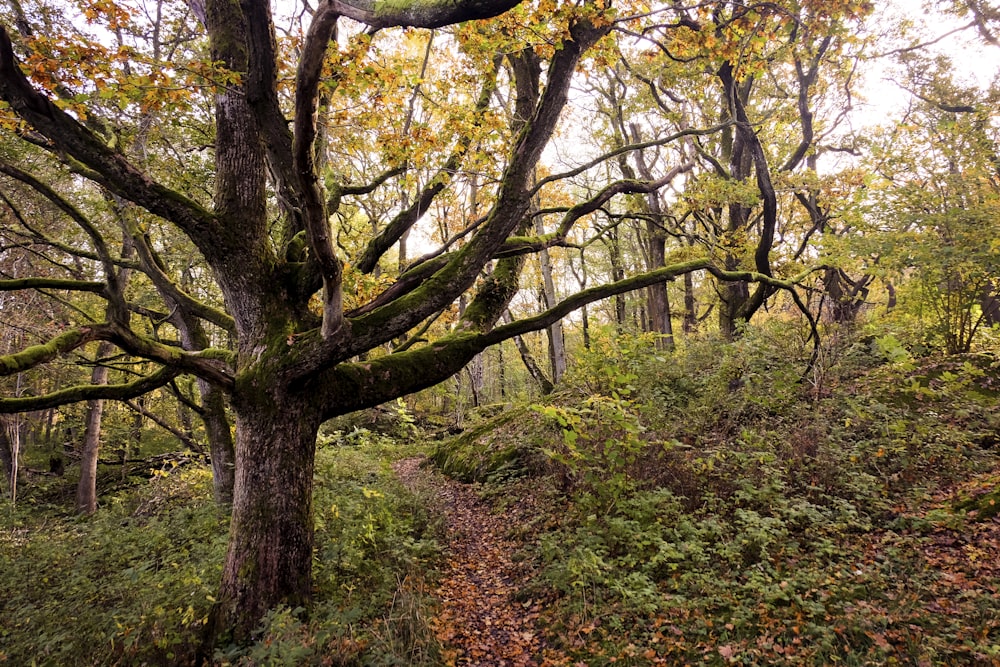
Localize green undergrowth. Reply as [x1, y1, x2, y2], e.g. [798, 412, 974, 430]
[438, 325, 1000, 665]
[0, 431, 442, 666]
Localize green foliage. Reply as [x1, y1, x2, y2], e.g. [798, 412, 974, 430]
[504, 320, 1000, 664]
[0, 467, 225, 666]
[532, 393, 646, 509]
[564, 328, 660, 397]
[0, 432, 442, 666]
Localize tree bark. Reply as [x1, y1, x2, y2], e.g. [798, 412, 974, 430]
[77, 341, 114, 515]
[200, 381, 235, 504]
[683, 270, 697, 334]
[0, 418, 13, 498]
[210, 389, 322, 642]
[505, 311, 553, 394]
[536, 216, 566, 383]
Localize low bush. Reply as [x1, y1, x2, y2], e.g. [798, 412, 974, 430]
[0, 433, 441, 666]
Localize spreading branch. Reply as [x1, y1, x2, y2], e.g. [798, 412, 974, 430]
[0, 325, 107, 376]
[0, 366, 181, 413]
[329, 0, 524, 29]
[320, 258, 818, 417]
[0, 28, 220, 258]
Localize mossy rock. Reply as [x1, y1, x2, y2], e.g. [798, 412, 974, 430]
[955, 488, 1000, 521]
[429, 406, 553, 483]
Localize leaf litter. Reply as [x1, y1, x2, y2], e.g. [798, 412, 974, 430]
[394, 456, 568, 666]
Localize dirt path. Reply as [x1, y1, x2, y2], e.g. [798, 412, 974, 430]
[393, 457, 562, 666]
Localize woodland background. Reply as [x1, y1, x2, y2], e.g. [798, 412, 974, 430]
[3, 0, 1000, 664]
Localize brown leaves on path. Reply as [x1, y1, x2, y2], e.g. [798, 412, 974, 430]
[393, 457, 564, 666]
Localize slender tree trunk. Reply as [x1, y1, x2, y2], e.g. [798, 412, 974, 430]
[199, 380, 235, 504]
[77, 341, 114, 515]
[608, 227, 627, 332]
[497, 342, 506, 399]
[535, 218, 566, 383]
[628, 125, 675, 351]
[645, 264, 674, 350]
[466, 358, 484, 407]
[0, 418, 13, 499]
[683, 271, 697, 334]
[504, 310, 553, 394]
[513, 334, 554, 395]
[982, 282, 1000, 326]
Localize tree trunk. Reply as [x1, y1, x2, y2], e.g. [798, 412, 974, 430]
[719, 274, 751, 340]
[0, 418, 13, 498]
[980, 282, 1000, 326]
[627, 125, 674, 351]
[77, 341, 114, 515]
[504, 310, 553, 394]
[466, 356, 484, 407]
[199, 379, 235, 504]
[535, 218, 566, 383]
[513, 334, 554, 395]
[645, 257, 674, 351]
[608, 227, 627, 332]
[683, 270, 697, 334]
[211, 390, 322, 642]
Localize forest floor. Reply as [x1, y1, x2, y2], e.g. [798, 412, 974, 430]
[394, 450, 1000, 666]
[393, 456, 569, 667]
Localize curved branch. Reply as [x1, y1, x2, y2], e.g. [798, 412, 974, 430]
[130, 232, 236, 334]
[330, 0, 524, 29]
[0, 159, 124, 310]
[0, 28, 219, 256]
[0, 365, 181, 413]
[339, 165, 407, 196]
[780, 34, 831, 173]
[0, 321, 234, 387]
[495, 164, 693, 259]
[295, 4, 345, 339]
[484, 258, 713, 344]
[110, 326, 235, 389]
[345, 18, 612, 351]
[0, 277, 105, 293]
[321, 258, 819, 416]
[0, 190, 138, 271]
[531, 125, 728, 196]
[0, 325, 107, 376]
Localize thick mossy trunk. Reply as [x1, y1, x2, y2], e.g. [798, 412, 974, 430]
[210, 389, 322, 641]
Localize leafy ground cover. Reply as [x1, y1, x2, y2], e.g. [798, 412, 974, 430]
[430, 327, 1000, 665]
[0, 432, 442, 666]
[4, 324, 1000, 665]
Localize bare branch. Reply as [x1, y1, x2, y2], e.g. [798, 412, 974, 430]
[329, 0, 524, 29]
